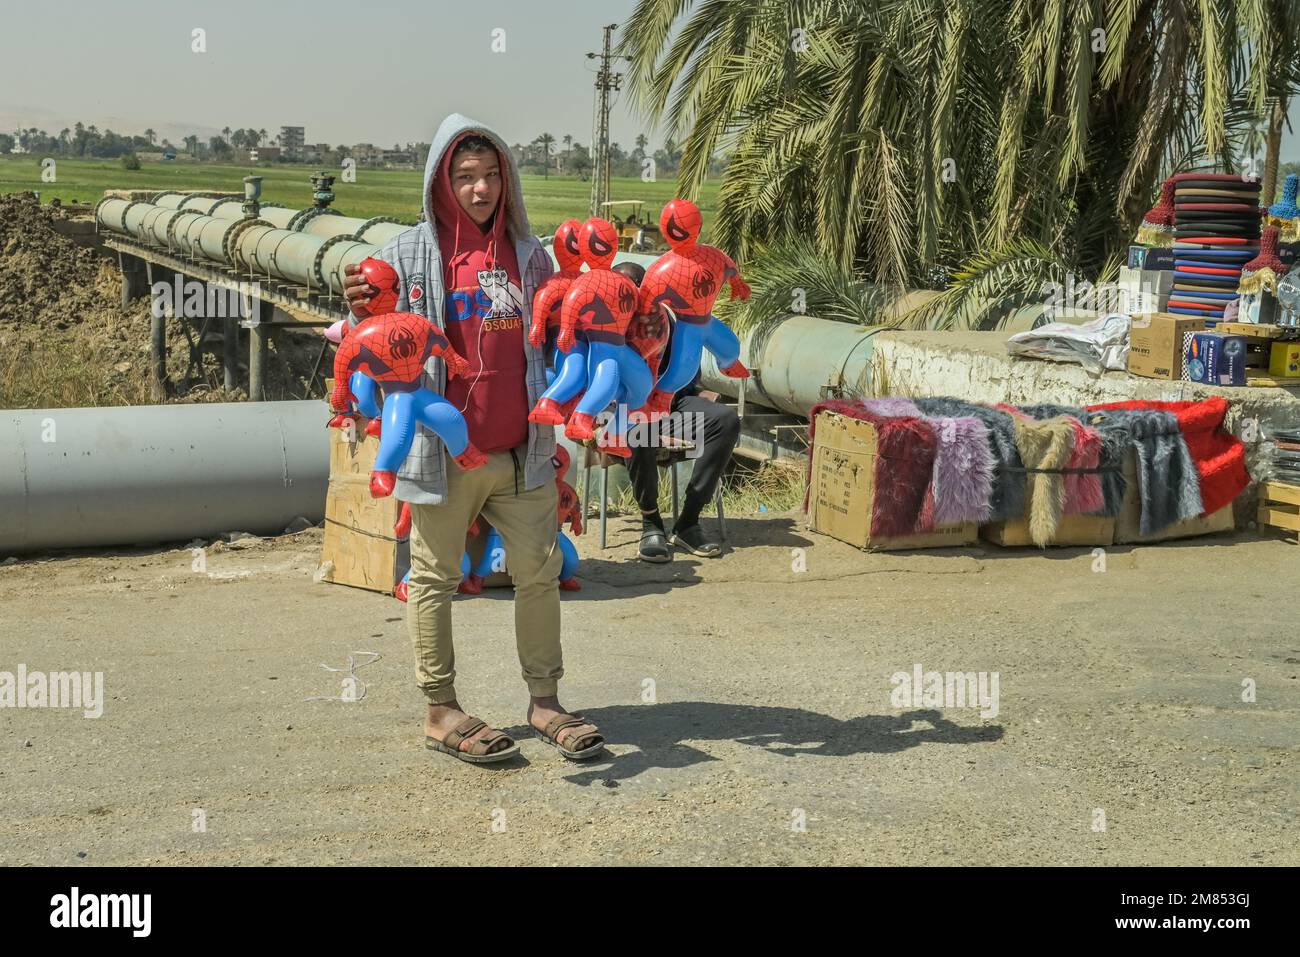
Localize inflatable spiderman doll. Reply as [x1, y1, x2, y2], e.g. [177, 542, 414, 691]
[553, 217, 654, 457]
[330, 310, 487, 497]
[639, 198, 750, 416]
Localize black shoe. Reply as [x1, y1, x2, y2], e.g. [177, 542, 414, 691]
[670, 523, 721, 557]
[639, 527, 671, 563]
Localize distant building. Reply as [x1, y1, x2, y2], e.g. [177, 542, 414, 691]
[250, 146, 282, 163]
[349, 143, 382, 166]
[279, 126, 305, 159]
[302, 142, 332, 163]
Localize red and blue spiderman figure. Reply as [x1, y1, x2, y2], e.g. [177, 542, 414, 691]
[329, 306, 487, 498]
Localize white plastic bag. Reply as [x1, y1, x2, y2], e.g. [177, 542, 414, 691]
[1006, 313, 1131, 374]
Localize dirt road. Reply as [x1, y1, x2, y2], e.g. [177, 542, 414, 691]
[2, 514, 1297, 865]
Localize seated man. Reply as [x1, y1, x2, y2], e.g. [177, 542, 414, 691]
[614, 261, 741, 562]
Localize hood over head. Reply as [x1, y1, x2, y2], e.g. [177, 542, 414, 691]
[423, 113, 530, 244]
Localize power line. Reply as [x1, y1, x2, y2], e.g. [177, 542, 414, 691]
[587, 23, 628, 218]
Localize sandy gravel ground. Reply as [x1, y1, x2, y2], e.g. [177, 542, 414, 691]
[2, 513, 1297, 866]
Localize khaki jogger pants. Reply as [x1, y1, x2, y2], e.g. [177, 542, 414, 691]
[406, 444, 564, 704]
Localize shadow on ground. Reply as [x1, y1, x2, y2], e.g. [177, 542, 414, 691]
[503, 702, 1003, 785]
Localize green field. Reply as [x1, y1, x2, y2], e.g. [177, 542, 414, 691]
[0, 156, 720, 239]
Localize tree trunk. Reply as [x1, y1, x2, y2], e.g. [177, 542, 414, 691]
[1262, 97, 1287, 207]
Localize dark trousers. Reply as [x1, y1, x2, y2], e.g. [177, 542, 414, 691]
[626, 392, 741, 529]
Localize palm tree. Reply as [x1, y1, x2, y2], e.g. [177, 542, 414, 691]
[621, 0, 1300, 330]
[533, 133, 556, 178]
[144, 128, 156, 145]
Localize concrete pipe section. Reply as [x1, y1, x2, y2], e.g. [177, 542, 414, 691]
[0, 402, 330, 554]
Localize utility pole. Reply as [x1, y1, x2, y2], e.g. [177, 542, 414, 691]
[587, 23, 625, 218]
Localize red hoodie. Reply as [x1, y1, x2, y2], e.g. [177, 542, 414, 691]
[433, 133, 529, 453]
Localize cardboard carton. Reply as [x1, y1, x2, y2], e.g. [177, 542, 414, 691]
[1127, 313, 1207, 380]
[807, 412, 976, 550]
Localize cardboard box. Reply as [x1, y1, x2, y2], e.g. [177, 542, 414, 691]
[1128, 246, 1175, 270]
[1113, 449, 1235, 543]
[1269, 341, 1300, 377]
[807, 412, 977, 550]
[319, 426, 511, 593]
[1236, 292, 1278, 325]
[1127, 313, 1207, 380]
[1182, 331, 1247, 386]
[981, 513, 1115, 547]
[1118, 266, 1172, 314]
[320, 429, 408, 593]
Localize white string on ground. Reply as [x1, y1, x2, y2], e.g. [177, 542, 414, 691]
[304, 651, 383, 702]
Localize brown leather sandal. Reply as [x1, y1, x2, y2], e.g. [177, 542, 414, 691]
[425, 715, 520, 764]
[535, 714, 606, 761]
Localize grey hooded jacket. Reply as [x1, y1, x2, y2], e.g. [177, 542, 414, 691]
[347, 113, 557, 505]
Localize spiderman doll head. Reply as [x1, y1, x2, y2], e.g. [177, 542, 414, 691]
[358, 257, 401, 315]
[579, 217, 619, 270]
[553, 219, 584, 272]
[550, 445, 571, 476]
[660, 199, 702, 253]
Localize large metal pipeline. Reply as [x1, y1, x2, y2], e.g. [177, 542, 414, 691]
[699, 316, 888, 415]
[0, 402, 329, 554]
[96, 193, 408, 296]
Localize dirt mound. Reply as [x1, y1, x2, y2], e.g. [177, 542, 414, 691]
[0, 194, 329, 409]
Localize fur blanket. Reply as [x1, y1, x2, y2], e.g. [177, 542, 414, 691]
[1087, 397, 1248, 516]
[1004, 411, 1079, 546]
[1019, 404, 1104, 515]
[913, 397, 1024, 522]
[865, 399, 994, 525]
[807, 400, 937, 537]
[1085, 407, 1203, 533]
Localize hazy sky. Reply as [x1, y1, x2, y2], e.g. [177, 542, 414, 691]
[0, 0, 653, 150]
[2, 0, 1297, 162]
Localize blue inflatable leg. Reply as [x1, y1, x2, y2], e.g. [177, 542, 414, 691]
[473, 528, 506, 578]
[575, 345, 621, 417]
[557, 531, 580, 581]
[349, 371, 382, 419]
[541, 341, 589, 403]
[412, 388, 470, 457]
[702, 316, 742, 369]
[615, 345, 653, 410]
[655, 323, 706, 394]
[374, 391, 417, 474]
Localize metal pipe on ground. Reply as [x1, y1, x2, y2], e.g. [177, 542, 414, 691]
[0, 402, 330, 554]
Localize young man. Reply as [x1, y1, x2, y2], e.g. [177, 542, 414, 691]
[342, 114, 603, 763]
[614, 261, 741, 563]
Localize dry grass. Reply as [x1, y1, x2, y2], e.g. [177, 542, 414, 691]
[0, 336, 152, 409]
[601, 457, 807, 521]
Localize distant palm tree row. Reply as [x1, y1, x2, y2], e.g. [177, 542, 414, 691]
[517, 131, 723, 179]
[0, 123, 274, 161]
